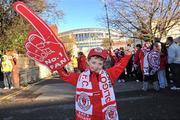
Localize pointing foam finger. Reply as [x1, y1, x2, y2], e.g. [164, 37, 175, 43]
[25, 42, 47, 58]
[26, 51, 44, 62]
[13, 2, 54, 41]
[28, 32, 45, 49]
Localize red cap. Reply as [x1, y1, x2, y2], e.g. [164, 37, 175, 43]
[88, 48, 108, 59]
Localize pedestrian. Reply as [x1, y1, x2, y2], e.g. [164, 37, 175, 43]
[166, 36, 180, 90]
[133, 44, 143, 82]
[103, 50, 115, 70]
[0, 54, 3, 84]
[114, 48, 126, 83]
[71, 55, 78, 72]
[1, 55, 13, 89]
[58, 47, 131, 120]
[143, 42, 161, 91]
[77, 52, 87, 72]
[158, 44, 168, 89]
[125, 45, 133, 79]
[139, 41, 151, 76]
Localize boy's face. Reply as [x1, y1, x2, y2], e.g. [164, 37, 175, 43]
[87, 56, 104, 73]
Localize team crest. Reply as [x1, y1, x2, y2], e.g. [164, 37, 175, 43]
[105, 106, 118, 120]
[78, 93, 91, 111]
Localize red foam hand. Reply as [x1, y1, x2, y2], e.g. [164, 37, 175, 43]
[13, 2, 70, 71]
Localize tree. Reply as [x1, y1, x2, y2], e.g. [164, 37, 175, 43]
[106, 0, 180, 42]
[60, 34, 76, 54]
[101, 37, 111, 49]
[0, 0, 64, 53]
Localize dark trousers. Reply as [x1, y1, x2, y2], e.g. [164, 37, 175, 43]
[170, 63, 180, 87]
[119, 71, 125, 79]
[3, 72, 12, 88]
[134, 66, 143, 81]
[165, 64, 171, 85]
[143, 72, 158, 83]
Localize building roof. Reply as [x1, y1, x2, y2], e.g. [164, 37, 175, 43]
[60, 28, 121, 34]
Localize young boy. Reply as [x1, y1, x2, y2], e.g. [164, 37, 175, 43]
[58, 47, 131, 120]
[12, 2, 130, 119]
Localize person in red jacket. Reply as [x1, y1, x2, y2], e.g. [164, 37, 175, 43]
[139, 41, 151, 74]
[77, 52, 87, 72]
[133, 44, 143, 82]
[158, 44, 168, 89]
[58, 47, 131, 120]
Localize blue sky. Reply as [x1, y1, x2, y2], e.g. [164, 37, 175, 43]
[48, 0, 106, 32]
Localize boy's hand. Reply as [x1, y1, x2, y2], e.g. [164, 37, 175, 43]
[13, 2, 70, 72]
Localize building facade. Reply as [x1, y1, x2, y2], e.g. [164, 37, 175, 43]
[59, 28, 126, 54]
[166, 23, 180, 42]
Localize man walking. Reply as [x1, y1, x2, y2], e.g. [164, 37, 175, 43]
[166, 37, 180, 90]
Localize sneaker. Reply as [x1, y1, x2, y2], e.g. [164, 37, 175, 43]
[142, 82, 149, 91]
[121, 79, 125, 83]
[3, 87, 9, 90]
[170, 80, 173, 83]
[153, 81, 160, 91]
[171, 86, 180, 90]
[10, 86, 14, 89]
[136, 80, 140, 82]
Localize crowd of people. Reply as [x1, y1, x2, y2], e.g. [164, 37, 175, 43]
[1, 36, 179, 93]
[0, 36, 179, 119]
[134, 36, 180, 91]
[67, 36, 180, 92]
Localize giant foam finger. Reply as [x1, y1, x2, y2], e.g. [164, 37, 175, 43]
[26, 51, 44, 62]
[25, 42, 47, 58]
[28, 32, 46, 49]
[13, 2, 56, 42]
[13, 2, 71, 71]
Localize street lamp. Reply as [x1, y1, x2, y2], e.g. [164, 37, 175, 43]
[103, 0, 112, 47]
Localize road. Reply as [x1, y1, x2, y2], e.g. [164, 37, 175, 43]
[0, 76, 180, 120]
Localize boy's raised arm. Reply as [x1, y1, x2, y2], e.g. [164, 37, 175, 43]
[57, 68, 80, 86]
[107, 54, 131, 85]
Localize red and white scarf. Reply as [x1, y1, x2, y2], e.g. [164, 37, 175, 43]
[76, 70, 119, 120]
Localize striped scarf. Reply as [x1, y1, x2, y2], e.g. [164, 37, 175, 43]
[76, 70, 119, 120]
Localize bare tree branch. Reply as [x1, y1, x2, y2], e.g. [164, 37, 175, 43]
[105, 0, 180, 42]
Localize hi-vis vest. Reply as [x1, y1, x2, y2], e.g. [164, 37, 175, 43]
[1, 60, 13, 72]
[76, 70, 119, 120]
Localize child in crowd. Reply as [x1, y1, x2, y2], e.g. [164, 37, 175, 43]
[58, 47, 131, 120]
[12, 2, 131, 119]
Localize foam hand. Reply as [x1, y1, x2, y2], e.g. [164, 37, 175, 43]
[13, 2, 70, 71]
